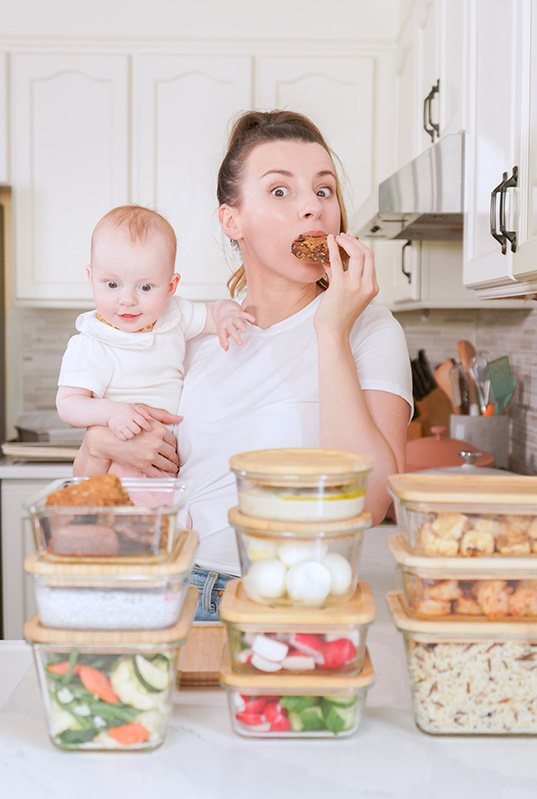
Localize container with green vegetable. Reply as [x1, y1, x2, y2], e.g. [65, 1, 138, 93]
[24, 585, 197, 751]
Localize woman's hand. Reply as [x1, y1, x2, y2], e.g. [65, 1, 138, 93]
[314, 233, 379, 338]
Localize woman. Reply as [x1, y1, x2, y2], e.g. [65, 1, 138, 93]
[76, 110, 413, 619]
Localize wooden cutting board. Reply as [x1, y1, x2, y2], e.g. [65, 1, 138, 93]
[178, 623, 227, 686]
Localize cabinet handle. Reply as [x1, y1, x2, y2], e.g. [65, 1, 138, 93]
[423, 80, 440, 142]
[401, 241, 412, 283]
[490, 173, 508, 254]
[499, 165, 518, 253]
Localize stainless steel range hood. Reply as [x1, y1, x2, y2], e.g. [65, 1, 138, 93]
[352, 133, 464, 241]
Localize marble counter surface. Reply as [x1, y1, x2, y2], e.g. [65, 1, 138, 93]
[0, 457, 73, 479]
[2, 530, 537, 798]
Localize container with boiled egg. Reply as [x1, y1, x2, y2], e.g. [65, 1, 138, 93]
[229, 506, 372, 608]
[219, 578, 375, 676]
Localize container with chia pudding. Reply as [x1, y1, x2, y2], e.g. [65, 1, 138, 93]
[229, 449, 372, 523]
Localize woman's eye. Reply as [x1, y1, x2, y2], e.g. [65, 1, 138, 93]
[271, 186, 289, 197]
[316, 187, 333, 198]
[105, 280, 118, 289]
[140, 283, 153, 292]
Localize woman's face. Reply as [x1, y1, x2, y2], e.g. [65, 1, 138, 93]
[225, 140, 342, 286]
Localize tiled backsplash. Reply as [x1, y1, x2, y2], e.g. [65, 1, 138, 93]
[14, 304, 537, 474]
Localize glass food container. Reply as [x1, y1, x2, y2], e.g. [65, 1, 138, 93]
[229, 506, 372, 608]
[229, 448, 372, 522]
[388, 473, 537, 557]
[220, 647, 374, 738]
[388, 533, 537, 621]
[24, 586, 197, 751]
[219, 578, 375, 676]
[388, 590, 537, 735]
[24, 528, 198, 630]
[26, 475, 192, 563]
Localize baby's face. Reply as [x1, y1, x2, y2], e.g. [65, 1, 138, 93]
[88, 231, 179, 332]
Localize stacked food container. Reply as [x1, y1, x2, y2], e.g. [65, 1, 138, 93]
[22, 474, 198, 751]
[219, 449, 376, 738]
[388, 472, 537, 735]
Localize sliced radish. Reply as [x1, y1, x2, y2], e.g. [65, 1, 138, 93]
[264, 702, 283, 723]
[250, 652, 283, 673]
[282, 653, 316, 671]
[324, 632, 360, 646]
[242, 697, 269, 715]
[289, 633, 324, 662]
[237, 647, 253, 664]
[321, 637, 358, 670]
[235, 712, 266, 726]
[270, 714, 292, 732]
[252, 634, 288, 663]
[243, 632, 258, 647]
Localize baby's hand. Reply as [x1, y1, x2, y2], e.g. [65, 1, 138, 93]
[108, 403, 153, 440]
[217, 308, 256, 351]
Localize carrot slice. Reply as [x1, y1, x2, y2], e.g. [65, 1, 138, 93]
[78, 664, 119, 704]
[108, 722, 151, 746]
[46, 661, 82, 676]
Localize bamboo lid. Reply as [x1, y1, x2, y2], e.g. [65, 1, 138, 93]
[24, 528, 199, 581]
[229, 448, 373, 479]
[220, 646, 375, 690]
[387, 590, 537, 636]
[388, 533, 537, 576]
[24, 584, 198, 645]
[388, 473, 537, 508]
[228, 507, 372, 536]
[219, 579, 375, 626]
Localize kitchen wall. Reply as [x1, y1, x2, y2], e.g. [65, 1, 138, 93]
[395, 306, 537, 475]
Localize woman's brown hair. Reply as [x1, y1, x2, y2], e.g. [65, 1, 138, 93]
[217, 110, 348, 297]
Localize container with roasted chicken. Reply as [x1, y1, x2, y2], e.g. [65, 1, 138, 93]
[26, 474, 192, 563]
[24, 586, 197, 751]
[229, 506, 372, 608]
[220, 647, 374, 738]
[229, 448, 372, 523]
[388, 589, 537, 735]
[388, 533, 537, 621]
[219, 578, 375, 675]
[388, 473, 537, 557]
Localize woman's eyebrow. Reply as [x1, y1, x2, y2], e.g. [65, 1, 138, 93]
[260, 169, 336, 179]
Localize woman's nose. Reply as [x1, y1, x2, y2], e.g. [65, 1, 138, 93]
[299, 193, 322, 219]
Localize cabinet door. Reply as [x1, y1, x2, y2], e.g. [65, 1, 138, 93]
[134, 55, 252, 301]
[0, 53, 8, 184]
[417, 0, 441, 151]
[375, 240, 422, 307]
[11, 54, 129, 303]
[256, 56, 375, 216]
[512, 0, 537, 281]
[395, 20, 421, 167]
[463, 0, 519, 291]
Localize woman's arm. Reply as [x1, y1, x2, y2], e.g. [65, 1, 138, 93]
[74, 406, 181, 478]
[314, 233, 411, 525]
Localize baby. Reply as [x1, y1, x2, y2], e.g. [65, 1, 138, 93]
[56, 205, 253, 476]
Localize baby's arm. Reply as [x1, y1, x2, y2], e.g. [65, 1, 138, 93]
[203, 300, 255, 350]
[56, 386, 153, 441]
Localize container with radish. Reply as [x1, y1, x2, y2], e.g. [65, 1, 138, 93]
[220, 579, 375, 676]
[24, 586, 197, 751]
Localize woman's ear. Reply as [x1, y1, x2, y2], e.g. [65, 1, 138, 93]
[218, 204, 242, 241]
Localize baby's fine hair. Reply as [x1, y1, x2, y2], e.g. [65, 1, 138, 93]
[91, 205, 177, 263]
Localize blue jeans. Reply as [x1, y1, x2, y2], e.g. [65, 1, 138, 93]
[189, 566, 236, 622]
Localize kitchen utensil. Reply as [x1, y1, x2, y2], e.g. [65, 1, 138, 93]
[457, 340, 479, 416]
[411, 350, 436, 401]
[405, 425, 494, 472]
[470, 350, 493, 414]
[433, 358, 455, 402]
[486, 356, 517, 414]
[449, 363, 462, 414]
[417, 350, 436, 392]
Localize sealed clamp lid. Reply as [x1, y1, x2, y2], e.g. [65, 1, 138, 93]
[219, 579, 375, 626]
[220, 646, 375, 691]
[229, 448, 373, 480]
[387, 533, 537, 577]
[228, 506, 372, 537]
[24, 584, 198, 645]
[387, 589, 537, 638]
[388, 474, 537, 510]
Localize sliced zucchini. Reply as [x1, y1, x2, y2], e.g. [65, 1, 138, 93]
[133, 654, 170, 693]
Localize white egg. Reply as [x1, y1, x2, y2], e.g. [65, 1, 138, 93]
[243, 559, 287, 601]
[322, 552, 353, 596]
[277, 540, 328, 567]
[246, 537, 278, 562]
[285, 559, 332, 606]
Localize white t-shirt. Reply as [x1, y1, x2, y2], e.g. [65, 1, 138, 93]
[177, 295, 412, 575]
[58, 296, 207, 415]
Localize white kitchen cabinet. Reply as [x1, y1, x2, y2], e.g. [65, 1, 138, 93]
[11, 53, 129, 304]
[134, 55, 252, 301]
[256, 56, 375, 214]
[375, 240, 422, 306]
[463, 0, 537, 297]
[0, 53, 8, 184]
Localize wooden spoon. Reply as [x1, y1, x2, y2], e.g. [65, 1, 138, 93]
[457, 340, 479, 415]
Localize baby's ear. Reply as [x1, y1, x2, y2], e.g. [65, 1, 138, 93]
[168, 273, 180, 296]
[218, 204, 242, 241]
[86, 264, 93, 284]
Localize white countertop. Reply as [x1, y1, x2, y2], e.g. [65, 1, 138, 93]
[0, 457, 73, 479]
[1, 528, 537, 798]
